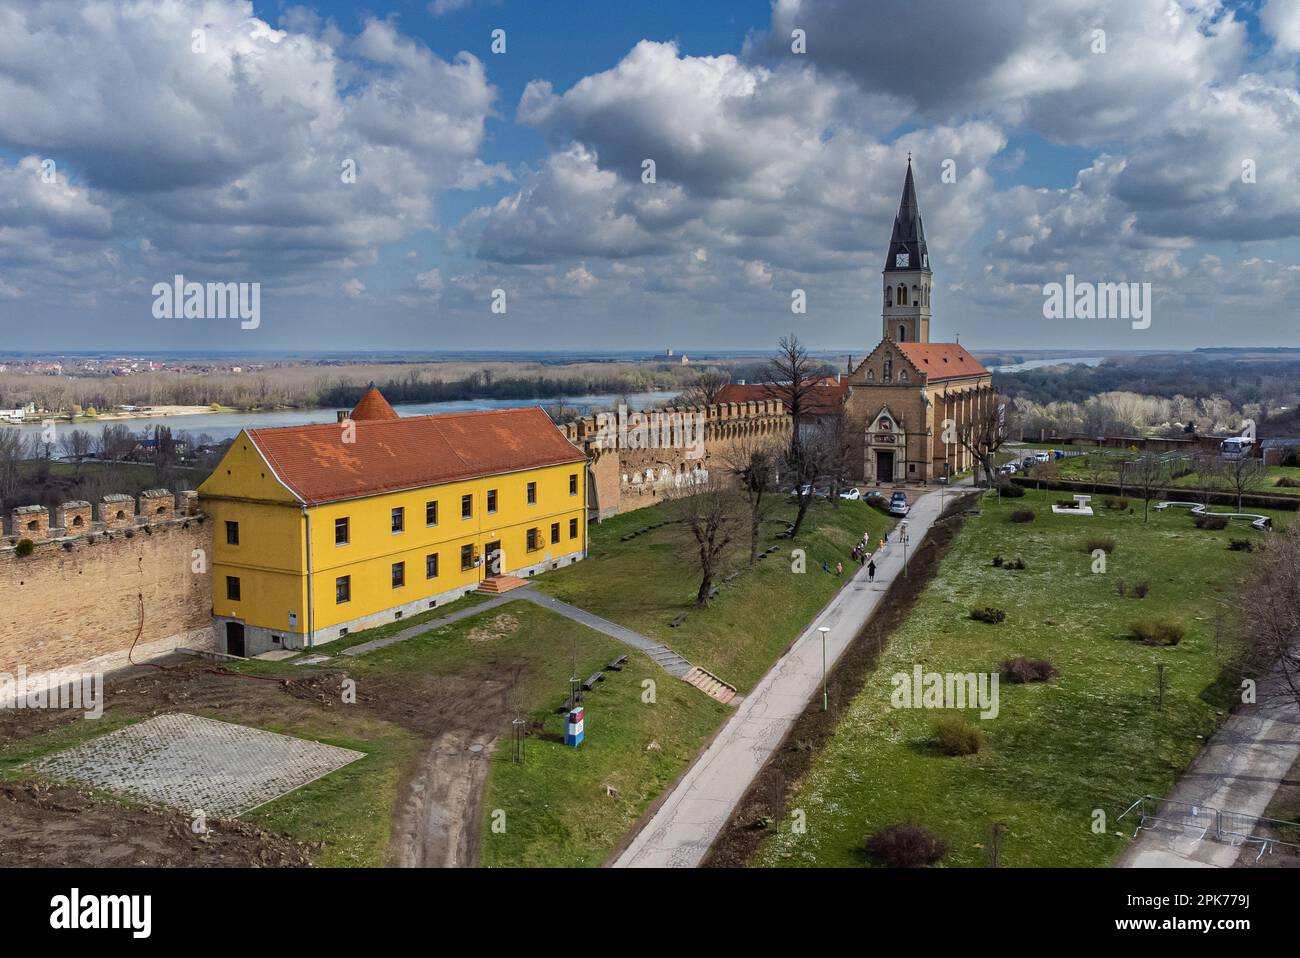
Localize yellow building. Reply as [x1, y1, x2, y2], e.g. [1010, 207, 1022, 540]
[197, 387, 589, 656]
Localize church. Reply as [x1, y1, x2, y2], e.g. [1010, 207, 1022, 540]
[841, 160, 994, 485]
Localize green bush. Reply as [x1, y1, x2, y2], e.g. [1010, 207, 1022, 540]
[1228, 539, 1254, 552]
[864, 823, 949, 867]
[14, 538, 34, 557]
[931, 716, 985, 756]
[997, 482, 1025, 498]
[1276, 477, 1300, 488]
[1103, 497, 1129, 510]
[1131, 619, 1185, 646]
[1085, 536, 1116, 554]
[970, 606, 1006, 624]
[1009, 510, 1035, 523]
[1194, 514, 1228, 530]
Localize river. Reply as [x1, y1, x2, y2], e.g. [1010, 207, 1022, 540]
[988, 356, 1105, 373]
[10, 390, 679, 449]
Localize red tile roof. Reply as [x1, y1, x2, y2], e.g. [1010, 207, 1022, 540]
[716, 376, 847, 417]
[350, 385, 399, 421]
[246, 405, 587, 506]
[895, 342, 988, 382]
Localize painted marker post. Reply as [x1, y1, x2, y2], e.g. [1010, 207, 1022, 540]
[565, 706, 585, 747]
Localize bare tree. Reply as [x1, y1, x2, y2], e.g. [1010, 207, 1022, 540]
[677, 369, 731, 408]
[60, 428, 94, 476]
[1230, 521, 1300, 710]
[766, 334, 825, 535]
[1191, 450, 1224, 510]
[1222, 452, 1266, 511]
[724, 434, 782, 566]
[1130, 453, 1168, 522]
[811, 409, 854, 508]
[955, 393, 1009, 488]
[0, 427, 22, 506]
[1076, 452, 1108, 494]
[669, 474, 742, 605]
[98, 423, 135, 461]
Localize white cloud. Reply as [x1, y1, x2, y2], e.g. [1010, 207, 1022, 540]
[1263, 0, 1300, 54]
[342, 278, 365, 297]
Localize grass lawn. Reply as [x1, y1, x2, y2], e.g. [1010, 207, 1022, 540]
[753, 488, 1291, 868]
[533, 498, 894, 692]
[1050, 452, 1300, 498]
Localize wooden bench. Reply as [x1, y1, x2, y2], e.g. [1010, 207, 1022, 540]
[607, 654, 628, 671]
[669, 613, 687, 628]
[582, 672, 605, 691]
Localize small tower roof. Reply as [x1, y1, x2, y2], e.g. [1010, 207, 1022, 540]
[885, 158, 929, 271]
[350, 383, 400, 421]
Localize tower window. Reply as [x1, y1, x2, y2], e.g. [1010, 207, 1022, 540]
[898, 285, 907, 306]
[899, 325, 906, 342]
[885, 287, 893, 307]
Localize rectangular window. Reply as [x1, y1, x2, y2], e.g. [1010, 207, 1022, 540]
[336, 575, 350, 604]
[487, 489, 497, 514]
[527, 528, 541, 552]
[526, 481, 537, 505]
[550, 522, 560, 544]
[426, 500, 438, 526]
[225, 520, 239, 545]
[226, 575, 241, 601]
[426, 553, 439, 579]
[569, 473, 578, 496]
[461, 494, 473, 519]
[569, 517, 578, 539]
[391, 561, 405, 589]
[335, 517, 349, 545]
[460, 544, 474, 570]
[391, 507, 404, 533]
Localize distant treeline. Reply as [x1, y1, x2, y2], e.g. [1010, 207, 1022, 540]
[995, 356, 1300, 411]
[317, 370, 686, 408]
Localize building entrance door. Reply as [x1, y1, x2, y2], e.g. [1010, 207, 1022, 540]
[875, 450, 895, 483]
[484, 541, 502, 577]
[226, 621, 246, 657]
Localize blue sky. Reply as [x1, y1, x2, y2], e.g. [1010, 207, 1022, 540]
[1, 0, 1298, 353]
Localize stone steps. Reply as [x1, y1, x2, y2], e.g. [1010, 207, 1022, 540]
[474, 575, 528, 595]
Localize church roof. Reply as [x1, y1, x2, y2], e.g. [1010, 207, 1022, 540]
[350, 383, 400, 421]
[885, 159, 929, 271]
[894, 342, 988, 382]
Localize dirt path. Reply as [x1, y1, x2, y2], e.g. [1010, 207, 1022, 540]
[389, 730, 496, 868]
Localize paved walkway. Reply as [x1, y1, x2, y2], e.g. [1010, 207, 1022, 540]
[1118, 664, 1300, 868]
[615, 480, 976, 868]
[337, 595, 514, 658]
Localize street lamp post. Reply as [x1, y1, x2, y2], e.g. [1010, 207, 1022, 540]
[900, 520, 909, 576]
[818, 626, 830, 712]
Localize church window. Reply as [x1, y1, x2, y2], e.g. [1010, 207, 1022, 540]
[899, 325, 906, 342]
[883, 356, 893, 383]
[885, 287, 893, 307]
[866, 369, 875, 382]
[900, 370, 909, 383]
[897, 285, 907, 306]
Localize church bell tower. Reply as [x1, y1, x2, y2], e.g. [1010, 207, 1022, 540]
[882, 158, 931, 344]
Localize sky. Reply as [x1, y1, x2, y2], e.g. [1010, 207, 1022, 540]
[0, 0, 1298, 353]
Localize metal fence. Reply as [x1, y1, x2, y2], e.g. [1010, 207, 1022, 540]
[1119, 794, 1300, 862]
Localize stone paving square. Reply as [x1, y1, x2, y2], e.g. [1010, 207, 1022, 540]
[31, 712, 365, 818]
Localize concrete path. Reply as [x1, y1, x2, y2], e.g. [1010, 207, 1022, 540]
[615, 480, 976, 868]
[511, 589, 694, 678]
[337, 595, 515, 658]
[1118, 664, 1300, 868]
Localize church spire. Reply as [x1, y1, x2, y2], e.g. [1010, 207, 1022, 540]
[885, 157, 928, 272]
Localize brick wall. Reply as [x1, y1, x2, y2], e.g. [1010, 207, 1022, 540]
[0, 502, 213, 676]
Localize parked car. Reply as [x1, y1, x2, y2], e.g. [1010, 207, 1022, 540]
[839, 487, 861, 501]
[1034, 451, 1050, 463]
[888, 491, 909, 516]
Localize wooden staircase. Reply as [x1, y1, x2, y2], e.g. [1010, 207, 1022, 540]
[475, 575, 529, 595]
[683, 666, 739, 705]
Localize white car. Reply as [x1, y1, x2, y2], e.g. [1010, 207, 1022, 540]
[839, 487, 861, 501]
[1034, 451, 1050, 463]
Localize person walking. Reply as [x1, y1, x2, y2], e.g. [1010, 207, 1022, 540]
[836, 560, 843, 577]
[868, 559, 876, 583]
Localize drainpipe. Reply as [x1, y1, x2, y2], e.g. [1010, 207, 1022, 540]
[302, 505, 314, 649]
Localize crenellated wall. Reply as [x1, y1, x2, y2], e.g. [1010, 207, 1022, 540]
[562, 400, 793, 518]
[0, 489, 213, 677]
